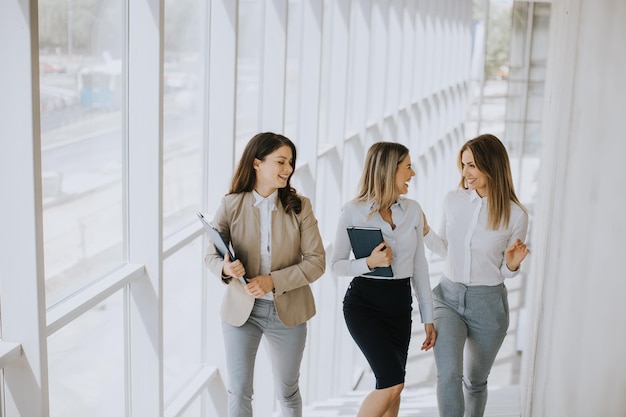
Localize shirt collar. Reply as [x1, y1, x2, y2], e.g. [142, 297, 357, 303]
[253, 189, 278, 208]
[467, 189, 486, 202]
[367, 197, 407, 212]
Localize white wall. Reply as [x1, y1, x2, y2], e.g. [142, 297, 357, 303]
[521, 0, 626, 415]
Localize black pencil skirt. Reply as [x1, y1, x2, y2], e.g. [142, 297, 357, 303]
[343, 276, 413, 389]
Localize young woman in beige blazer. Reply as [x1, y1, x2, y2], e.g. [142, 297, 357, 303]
[205, 132, 325, 417]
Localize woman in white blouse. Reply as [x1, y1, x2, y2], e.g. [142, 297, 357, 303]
[332, 142, 436, 417]
[423, 134, 529, 417]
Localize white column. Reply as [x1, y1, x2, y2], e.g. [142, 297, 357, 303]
[0, 1, 49, 416]
[521, 1, 626, 416]
[294, 0, 323, 201]
[259, 0, 288, 131]
[127, 0, 164, 415]
[367, 1, 388, 122]
[346, 0, 372, 135]
[204, 1, 237, 415]
[206, 0, 238, 213]
[308, 1, 350, 400]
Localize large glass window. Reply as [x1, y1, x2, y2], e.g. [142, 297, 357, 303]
[163, 239, 204, 405]
[163, 0, 208, 237]
[179, 398, 203, 416]
[47, 294, 125, 417]
[0, 2, 483, 415]
[39, 0, 125, 307]
[236, 0, 263, 156]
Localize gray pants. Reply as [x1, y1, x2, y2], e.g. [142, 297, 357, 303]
[432, 277, 509, 417]
[222, 299, 307, 417]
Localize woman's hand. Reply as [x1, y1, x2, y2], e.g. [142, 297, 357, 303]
[222, 252, 246, 279]
[421, 323, 437, 351]
[505, 238, 530, 271]
[245, 274, 275, 298]
[366, 241, 393, 269]
[422, 212, 430, 236]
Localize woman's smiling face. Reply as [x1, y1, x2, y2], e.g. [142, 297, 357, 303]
[461, 148, 488, 197]
[253, 145, 294, 197]
[395, 155, 415, 195]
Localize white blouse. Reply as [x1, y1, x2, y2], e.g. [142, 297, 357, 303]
[424, 189, 529, 286]
[253, 190, 277, 300]
[331, 198, 433, 323]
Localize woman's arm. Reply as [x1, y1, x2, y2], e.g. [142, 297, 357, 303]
[412, 208, 434, 324]
[501, 208, 529, 277]
[423, 195, 449, 258]
[330, 205, 373, 277]
[203, 198, 237, 283]
[269, 197, 326, 295]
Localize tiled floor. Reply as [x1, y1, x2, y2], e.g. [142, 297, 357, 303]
[299, 385, 520, 416]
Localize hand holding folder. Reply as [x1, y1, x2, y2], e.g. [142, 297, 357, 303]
[346, 226, 393, 277]
[197, 212, 248, 282]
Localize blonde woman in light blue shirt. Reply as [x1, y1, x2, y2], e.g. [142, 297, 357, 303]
[331, 142, 436, 417]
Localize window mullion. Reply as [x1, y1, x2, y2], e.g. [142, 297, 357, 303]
[0, 2, 49, 416]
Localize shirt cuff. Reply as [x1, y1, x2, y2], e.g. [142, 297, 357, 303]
[355, 258, 373, 275]
[501, 263, 520, 278]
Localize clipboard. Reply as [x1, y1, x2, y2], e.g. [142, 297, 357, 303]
[346, 226, 393, 277]
[197, 212, 248, 282]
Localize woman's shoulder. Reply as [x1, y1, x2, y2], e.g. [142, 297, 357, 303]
[222, 192, 254, 208]
[295, 193, 312, 211]
[448, 188, 469, 198]
[510, 200, 529, 221]
[341, 199, 368, 211]
[443, 188, 471, 205]
[296, 193, 310, 204]
[398, 196, 422, 211]
[337, 200, 370, 221]
[223, 192, 247, 202]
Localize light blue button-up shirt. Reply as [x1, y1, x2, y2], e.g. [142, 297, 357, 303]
[424, 189, 529, 286]
[331, 198, 433, 323]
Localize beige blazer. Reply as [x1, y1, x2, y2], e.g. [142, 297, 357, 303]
[204, 192, 326, 327]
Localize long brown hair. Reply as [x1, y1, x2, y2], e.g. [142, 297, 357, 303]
[229, 132, 302, 214]
[458, 134, 525, 229]
[354, 142, 409, 219]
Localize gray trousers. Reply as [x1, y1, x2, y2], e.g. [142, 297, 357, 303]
[432, 277, 509, 417]
[222, 299, 307, 417]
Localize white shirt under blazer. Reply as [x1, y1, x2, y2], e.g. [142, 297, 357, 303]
[424, 189, 529, 286]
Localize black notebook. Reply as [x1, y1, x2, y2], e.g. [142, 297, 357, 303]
[346, 226, 393, 277]
[197, 212, 248, 282]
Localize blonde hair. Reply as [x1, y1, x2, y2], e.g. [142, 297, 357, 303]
[354, 142, 409, 219]
[458, 134, 526, 229]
